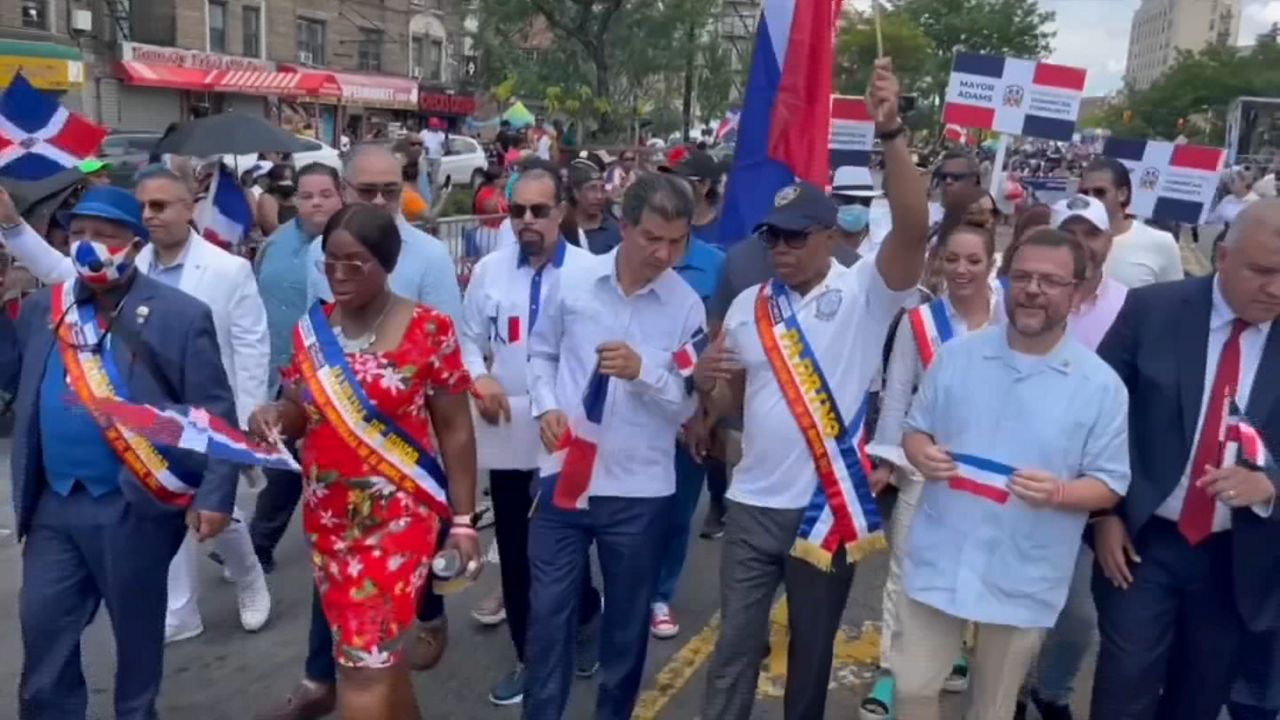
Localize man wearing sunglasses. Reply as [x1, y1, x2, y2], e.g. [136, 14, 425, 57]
[0, 185, 239, 720]
[1079, 157, 1184, 289]
[695, 58, 929, 720]
[930, 149, 983, 229]
[305, 145, 461, 321]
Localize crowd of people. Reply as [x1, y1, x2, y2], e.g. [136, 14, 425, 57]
[0, 58, 1277, 720]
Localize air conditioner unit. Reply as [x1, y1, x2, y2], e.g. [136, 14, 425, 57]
[298, 51, 314, 65]
[411, 66, 423, 79]
[410, 0, 425, 6]
[71, 9, 93, 33]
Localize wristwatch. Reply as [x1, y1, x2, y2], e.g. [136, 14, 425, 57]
[876, 124, 908, 142]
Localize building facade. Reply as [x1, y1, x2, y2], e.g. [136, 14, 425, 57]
[1123, 0, 1241, 90]
[1, 0, 477, 146]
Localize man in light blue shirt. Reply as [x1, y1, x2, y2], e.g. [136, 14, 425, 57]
[894, 228, 1131, 720]
[304, 146, 462, 322]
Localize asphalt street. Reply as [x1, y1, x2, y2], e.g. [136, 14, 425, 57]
[0, 233, 1214, 719]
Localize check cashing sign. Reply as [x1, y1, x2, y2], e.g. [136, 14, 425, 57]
[943, 52, 1087, 142]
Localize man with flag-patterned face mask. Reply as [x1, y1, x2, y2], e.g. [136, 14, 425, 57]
[0, 184, 239, 720]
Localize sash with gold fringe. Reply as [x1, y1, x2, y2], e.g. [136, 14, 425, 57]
[53, 282, 199, 508]
[754, 279, 886, 569]
[293, 302, 451, 517]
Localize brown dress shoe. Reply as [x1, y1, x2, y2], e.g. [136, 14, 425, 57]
[254, 679, 336, 720]
[405, 616, 448, 671]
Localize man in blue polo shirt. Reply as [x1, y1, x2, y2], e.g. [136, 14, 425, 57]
[0, 184, 238, 720]
[649, 226, 726, 639]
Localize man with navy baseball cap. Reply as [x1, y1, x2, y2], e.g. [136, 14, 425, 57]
[0, 182, 238, 720]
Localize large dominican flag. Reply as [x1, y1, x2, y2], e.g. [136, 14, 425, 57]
[0, 72, 106, 181]
[943, 52, 1087, 142]
[195, 164, 253, 249]
[717, 0, 840, 246]
[1102, 137, 1225, 225]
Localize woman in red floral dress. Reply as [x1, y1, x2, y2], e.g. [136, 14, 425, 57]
[249, 204, 480, 720]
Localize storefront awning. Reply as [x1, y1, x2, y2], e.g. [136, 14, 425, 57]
[205, 70, 342, 99]
[1, 40, 85, 90]
[116, 61, 211, 92]
[280, 66, 418, 110]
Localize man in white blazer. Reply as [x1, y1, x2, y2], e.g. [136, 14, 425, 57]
[0, 166, 273, 641]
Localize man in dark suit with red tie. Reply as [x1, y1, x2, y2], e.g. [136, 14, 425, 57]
[1091, 198, 1280, 720]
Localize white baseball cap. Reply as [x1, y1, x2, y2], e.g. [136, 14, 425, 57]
[1051, 194, 1110, 233]
[831, 165, 882, 198]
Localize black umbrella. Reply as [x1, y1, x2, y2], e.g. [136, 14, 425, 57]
[0, 166, 86, 230]
[151, 113, 312, 158]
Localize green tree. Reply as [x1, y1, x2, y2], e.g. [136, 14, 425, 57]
[897, 0, 1057, 107]
[834, 9, 931, 97]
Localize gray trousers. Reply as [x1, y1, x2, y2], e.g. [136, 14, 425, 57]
[702, 500, 856, 720]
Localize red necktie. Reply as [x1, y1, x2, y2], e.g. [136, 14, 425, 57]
[1179, 318, 1249, 545]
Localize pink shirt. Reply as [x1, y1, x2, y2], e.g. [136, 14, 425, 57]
[1069, 277, 1128, 351]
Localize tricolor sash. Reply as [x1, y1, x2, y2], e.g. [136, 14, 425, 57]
[906, 298, 955, 369]
[948, 452, 1016, 504]
[538, 369, 608, 511]
[293, 302, 450, 517]
[755, 279, 886, 569]
[53, 282, 199, 508]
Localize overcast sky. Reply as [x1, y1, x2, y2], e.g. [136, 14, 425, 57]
[848, 0, 1280, 95]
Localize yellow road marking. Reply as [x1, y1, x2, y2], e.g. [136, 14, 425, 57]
[631, 612, 722, 720]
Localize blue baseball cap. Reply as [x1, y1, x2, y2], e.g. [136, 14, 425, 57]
[753, 181, 838, 233]
[68, 186, 149, 241]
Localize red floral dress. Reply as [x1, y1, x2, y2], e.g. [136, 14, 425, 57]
[282, 304, 471, 668]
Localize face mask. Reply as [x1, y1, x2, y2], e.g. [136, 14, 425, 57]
[71, 239, 135, 286]
[836, 204, 870, 233]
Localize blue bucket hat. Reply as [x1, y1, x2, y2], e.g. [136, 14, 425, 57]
[68, 186, 149, 241]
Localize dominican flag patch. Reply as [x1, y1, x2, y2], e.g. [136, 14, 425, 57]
[540, 370, 609, 510]
[942, 52, 1087, 142]
[507, 316, 522, 344]
[947, 452, 1016, 505]
[0, 72, 106, 181]
[673, 327, 710, 378]
[1102, 137, 1225, 225]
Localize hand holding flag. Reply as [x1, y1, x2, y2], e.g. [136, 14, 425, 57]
[597, 341, 642, 381]
[692, 328, 739, 393]
[1196, 403, 1276, 508]
[866, 58, 900, 130]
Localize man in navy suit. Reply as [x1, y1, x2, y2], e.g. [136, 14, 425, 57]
[0, 185, 238, 720]
[1093, 198, 1280, 720]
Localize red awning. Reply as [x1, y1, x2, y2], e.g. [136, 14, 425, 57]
[279, 65, 418, 109]
[206, 69, 341, 99]
[116, 61, 210, 91]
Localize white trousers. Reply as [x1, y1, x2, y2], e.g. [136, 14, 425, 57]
[166, 505, 257, 624]
[878, 465, 924, 668]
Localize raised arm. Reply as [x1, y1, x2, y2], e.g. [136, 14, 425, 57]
[869, 59, 929, 292]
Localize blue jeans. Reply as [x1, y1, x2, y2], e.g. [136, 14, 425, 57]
[1031, 545, 1096, 703]
[652, 445, 713, 605]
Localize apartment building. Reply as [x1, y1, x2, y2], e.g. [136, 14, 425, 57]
[1124, 0, 1241, 90]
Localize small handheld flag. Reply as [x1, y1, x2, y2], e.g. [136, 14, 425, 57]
[673, 327, 710, 378]
[948, 452, 1016, 505]
[0, 72, 107, 181]
[540, 369, 609, 510]
[1225, 401, 1271, 472]
[195, 164, 253, 249]
[80, 396, 300, 472]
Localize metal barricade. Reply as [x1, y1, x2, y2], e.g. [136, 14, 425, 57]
[414, 214, 507, 290]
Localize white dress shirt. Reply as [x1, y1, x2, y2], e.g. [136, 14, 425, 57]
[1155, 275, 1274, 530]
[527, 249, 704, 498]
[723, 258, 913, 509]
[460, 240, 590, 469]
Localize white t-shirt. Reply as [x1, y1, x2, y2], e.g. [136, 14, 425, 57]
[723, 259, 912, 509]
[535, 133, 552, 160]
[419, 129, 446, 159]
[1103, 219, 1184, 289]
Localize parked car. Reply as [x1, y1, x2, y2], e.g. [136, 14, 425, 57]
[438, 135, 488, 188]
[223, 137, 342, 175]
[98, 130, 163, 189]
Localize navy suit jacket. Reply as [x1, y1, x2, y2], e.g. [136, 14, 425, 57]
[0, 273, 239, 538]
[1098, 275, 1280, 632]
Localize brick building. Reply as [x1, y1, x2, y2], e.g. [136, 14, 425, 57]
[1, 0, 477, 144]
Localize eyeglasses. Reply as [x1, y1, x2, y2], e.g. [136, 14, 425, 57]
[1008, 270, 1077, 292]
[759, 227, 811, 249]
[1079, 187, 1109, 200]
[934, 171, 978, 184]
[317, 259, 374, 280]
[349, 183, 402, 202]
[509, 203, 555, 220]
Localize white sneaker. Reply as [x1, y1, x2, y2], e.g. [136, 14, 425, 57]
[165, 615, 204, 644]
[236, 566, 272, 632]
[650, 602, 680, 639]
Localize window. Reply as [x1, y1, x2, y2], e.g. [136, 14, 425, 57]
[427, 38, 444, 81]
[243, 6, 261, 57]
[208, 1, 226, 53]
[358, 29, 383, 72]
[411, 36, 426, 77]
[297, 18, 326, 64]
[21, 0, 49, 30]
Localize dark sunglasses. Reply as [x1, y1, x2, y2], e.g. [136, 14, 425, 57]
[350, 183, 402, 202]
[934, 171, 978, 184]
[759, 226, 811, 249]
[509, 202, 555, 220]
